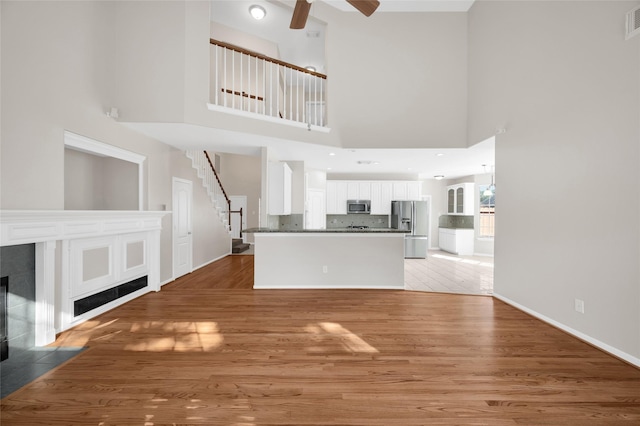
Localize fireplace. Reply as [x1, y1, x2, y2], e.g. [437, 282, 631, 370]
[0, 210, 167, 347]
[0, 277, 7, 361]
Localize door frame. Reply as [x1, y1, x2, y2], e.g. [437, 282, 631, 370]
[172, 177, 193, 280]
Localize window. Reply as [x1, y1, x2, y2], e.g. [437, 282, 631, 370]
[479, 185, 495, 238]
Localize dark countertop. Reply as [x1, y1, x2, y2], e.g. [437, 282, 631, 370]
[243, 227, 408, 234]
[438, 227, 475, 230]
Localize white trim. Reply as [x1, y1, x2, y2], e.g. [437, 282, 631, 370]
[61, 286, 153, 333]
[0, 210, 167, 246]
[254, 284, 404, 290]
[1, 210, 169, 346]
[493, 293, 640, 368]
[192, 252, 231, 271]
[64, 131, 146, 210]
[207, 103, 331, 133]
[160, 278, 175, 287]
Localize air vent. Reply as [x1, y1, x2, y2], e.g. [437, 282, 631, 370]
[626, 5, 640, 40]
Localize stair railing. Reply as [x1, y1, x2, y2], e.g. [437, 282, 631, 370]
[203, 151, 231, 227]
[210, 38, 327, 127]
[202, 151, 244, 237]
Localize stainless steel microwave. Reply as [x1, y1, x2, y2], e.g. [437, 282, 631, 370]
[347, 200, 371, 214]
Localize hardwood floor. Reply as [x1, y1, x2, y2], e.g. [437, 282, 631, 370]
[2, 255, 639, 425]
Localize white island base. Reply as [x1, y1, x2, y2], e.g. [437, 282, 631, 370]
[253, 232, 405, 289]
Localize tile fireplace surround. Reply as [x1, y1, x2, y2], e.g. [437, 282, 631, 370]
[0, 210, 168, 348]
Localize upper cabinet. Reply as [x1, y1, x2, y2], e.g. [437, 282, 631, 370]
[326, 181, 348, 214]
[446, 183, 475, 215]
[328, 180, 421, 215]
[396, 181, 421, 201]
[370, 182, 393, 215]
[346, 181, 371, 200]
[268, 162, 292, 215]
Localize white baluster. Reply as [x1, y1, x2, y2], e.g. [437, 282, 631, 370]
[223, 47, 227, 108]
[214, 45, 219, 105]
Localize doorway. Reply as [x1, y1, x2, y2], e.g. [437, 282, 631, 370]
[172, 178, 193, 279]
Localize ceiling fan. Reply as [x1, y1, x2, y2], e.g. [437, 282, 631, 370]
[290, 0, 380, 29]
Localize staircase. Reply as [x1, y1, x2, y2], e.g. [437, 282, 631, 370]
[185, 150, 231, 233]
[232, 238, 251, 254]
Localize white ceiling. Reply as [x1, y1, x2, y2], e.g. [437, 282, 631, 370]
[136, 0, 490, 180]
[123, 122, 494, 180]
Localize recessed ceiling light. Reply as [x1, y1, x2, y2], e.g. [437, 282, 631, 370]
[434, 175, 444, 180]
[249, 5, 266, 20]
[436, 153, 444, 157]
[306, 66, 316, 72]
[328, 152, 335, 156]
[327, 167, 332, 170]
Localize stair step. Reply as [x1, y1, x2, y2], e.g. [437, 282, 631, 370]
[232, 242, 251, 254]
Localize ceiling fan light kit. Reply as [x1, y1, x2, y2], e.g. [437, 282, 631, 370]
[290, 0, 380, 29]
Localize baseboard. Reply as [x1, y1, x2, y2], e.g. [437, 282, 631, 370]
[192, 252, 231, 271]
[493, 293, 640, 368]
[160, 278, 174, 287]
[254, 284, 404, 290]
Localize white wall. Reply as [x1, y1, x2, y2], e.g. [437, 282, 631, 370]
[64, 150, 139, 210]
[318, 4, 469, 149]
[219, 152, 262, 242]
[468, 0, 640, 362]
[170, 150, 231, 269]
[0, 1, 230, 283]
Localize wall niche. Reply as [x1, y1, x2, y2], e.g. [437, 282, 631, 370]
[64, 131, 145, 211]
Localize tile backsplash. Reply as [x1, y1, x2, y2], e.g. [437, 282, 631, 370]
[268, 214, 390, 230]
[326, 215, 389, 229]
[270, 214, 304, 230]
[438, 215, 474, 229]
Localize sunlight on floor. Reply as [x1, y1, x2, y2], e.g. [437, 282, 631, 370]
[305, 322, 378, 354]
[124, 321, 223, 352]
[405, 250, 494, 296]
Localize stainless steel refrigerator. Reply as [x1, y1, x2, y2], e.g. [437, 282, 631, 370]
[391, 200, 429, 258]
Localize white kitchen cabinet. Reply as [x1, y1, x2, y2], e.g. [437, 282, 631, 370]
[370, 182, 392, 215]
[392, 182, 408, 200]
[391, 181, 421, 201]
[346, 181, 371, 200]
[326, 180, 347, 214]
[407, 181, 421, 200]
[439, 228, 474, 255]
[268, 162, 292, 215]
[446, 183, 475, 215]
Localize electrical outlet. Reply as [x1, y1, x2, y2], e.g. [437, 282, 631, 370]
[322, 265, 328, 273]
[574, 299, 585, 314]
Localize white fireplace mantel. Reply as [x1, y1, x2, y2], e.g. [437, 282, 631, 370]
[0, 210, 169, 346]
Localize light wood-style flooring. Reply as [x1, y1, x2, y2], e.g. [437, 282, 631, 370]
[2, 255, 639, 425]
[405, 250, 494, 296]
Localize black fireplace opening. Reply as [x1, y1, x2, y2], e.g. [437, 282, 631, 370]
[1, 276, 8, 362]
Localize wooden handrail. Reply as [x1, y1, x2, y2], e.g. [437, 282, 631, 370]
[210, 37, 327, 80]
[203, 151, 232, 227]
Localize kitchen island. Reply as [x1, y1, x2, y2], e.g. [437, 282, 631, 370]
[243, 228, 407, 289]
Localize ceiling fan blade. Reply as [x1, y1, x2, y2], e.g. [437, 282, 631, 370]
[290, 0, 312, 29]
[346, 0, 380, 17]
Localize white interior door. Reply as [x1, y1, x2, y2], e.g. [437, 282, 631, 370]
[229, 195, 247, 241]
[172, 178, 192, 279]
[306, 189, 326, 229]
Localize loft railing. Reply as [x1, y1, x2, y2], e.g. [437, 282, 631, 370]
[209, 38, 327, 128]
